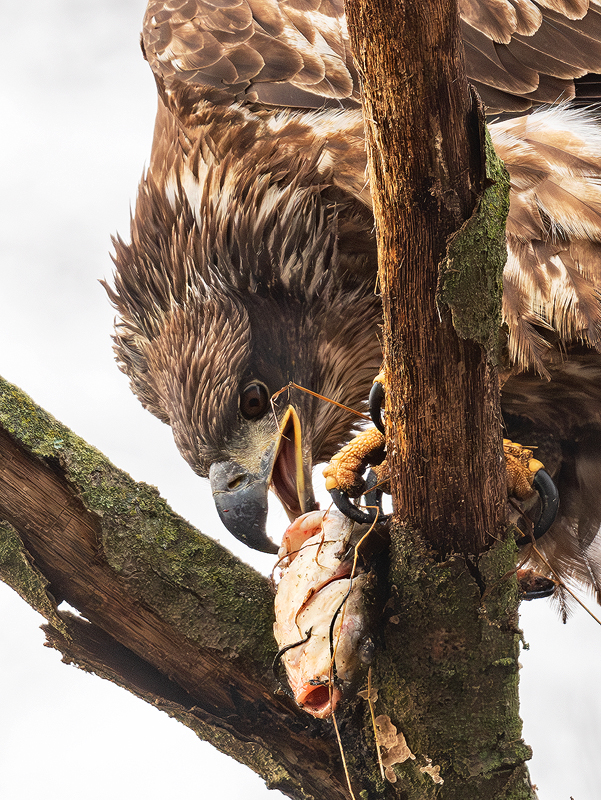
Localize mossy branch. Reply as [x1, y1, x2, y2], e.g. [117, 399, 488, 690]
[344, 0, 537, 796]
[0, 375, 349, 800]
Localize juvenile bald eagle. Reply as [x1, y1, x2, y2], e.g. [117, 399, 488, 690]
[108, 0, 601, 597]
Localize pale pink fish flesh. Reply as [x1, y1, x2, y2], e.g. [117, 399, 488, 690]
[273, 508, 375, 718]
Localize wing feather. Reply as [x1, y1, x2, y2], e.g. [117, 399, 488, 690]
[458, 0, 543, 43]
[488, 108, 601, 370]
[462, 23, 541, 93]
[144, 0, 601, 110]
[144, 0, 358, 107]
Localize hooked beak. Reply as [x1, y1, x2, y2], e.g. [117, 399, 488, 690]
[209, 406, 317, 553]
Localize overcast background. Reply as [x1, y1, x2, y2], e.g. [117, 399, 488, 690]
[0, 2, 600, 798]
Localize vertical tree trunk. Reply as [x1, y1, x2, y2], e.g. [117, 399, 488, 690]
[345, 0, 506, 555]
[340, 1, 537, 798]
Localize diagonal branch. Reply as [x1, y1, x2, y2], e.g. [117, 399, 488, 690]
[0, 375, 348, 800]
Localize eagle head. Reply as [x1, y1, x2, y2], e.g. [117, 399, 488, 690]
[107, 152, 380, 552]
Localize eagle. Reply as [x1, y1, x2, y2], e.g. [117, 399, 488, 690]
[107, 0, 601, 599]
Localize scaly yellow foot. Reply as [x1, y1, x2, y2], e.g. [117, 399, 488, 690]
[322, 427, 386, 498]
[503, 439, 545, 500]
[323, 433, 545, 507]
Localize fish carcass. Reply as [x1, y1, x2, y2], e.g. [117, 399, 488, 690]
[273, 508, 384, 718]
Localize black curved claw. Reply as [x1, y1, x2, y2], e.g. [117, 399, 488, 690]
[518, 568, 557, 600]
[516, 468, 559, 547]
[329, 488, 374, 525]
[532, 469, 560, 539]
[369, 381, 386, 435]
[329, 470, 390, 526]
[522, 583, 557, 601]
[363, 469, 391, 525]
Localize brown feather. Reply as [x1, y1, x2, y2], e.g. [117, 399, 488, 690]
[108, 0, 601, 599]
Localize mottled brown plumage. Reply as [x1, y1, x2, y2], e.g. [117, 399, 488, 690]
[109, 0, 601, 597]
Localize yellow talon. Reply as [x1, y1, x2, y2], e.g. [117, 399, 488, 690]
[528, 458, 544, 473]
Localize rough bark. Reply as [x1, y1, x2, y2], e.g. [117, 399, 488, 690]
[346, 0, 506, 556]
[343, 0, 536, 797]
[0, 376, 349, 800]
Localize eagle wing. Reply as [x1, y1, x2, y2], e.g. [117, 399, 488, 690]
[143, 0, 359, 110]
[143, 0, 601, 110]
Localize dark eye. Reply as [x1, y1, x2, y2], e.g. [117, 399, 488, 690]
[240, 382, 269, 420]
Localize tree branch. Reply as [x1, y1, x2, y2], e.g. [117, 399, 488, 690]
[343, 1, 536, 797]
[0, 376, 348, 800]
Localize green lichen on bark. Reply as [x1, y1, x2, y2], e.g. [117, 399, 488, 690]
[0, 375, 354, 800]
[438, 126, 510, 357]
[364, 523, 535, 799]
[0, 520, 67, 634]
[0, 375, 276, 666]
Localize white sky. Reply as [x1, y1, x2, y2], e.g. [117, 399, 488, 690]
[0, 1, 600, 799]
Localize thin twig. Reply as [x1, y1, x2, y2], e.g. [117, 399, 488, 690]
[272, 381, 370, 421]
[367, 667, 385, 780]
[332, 709, 357, 800]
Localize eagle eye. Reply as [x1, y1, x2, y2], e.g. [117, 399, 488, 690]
[240, 382, 269, 420]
